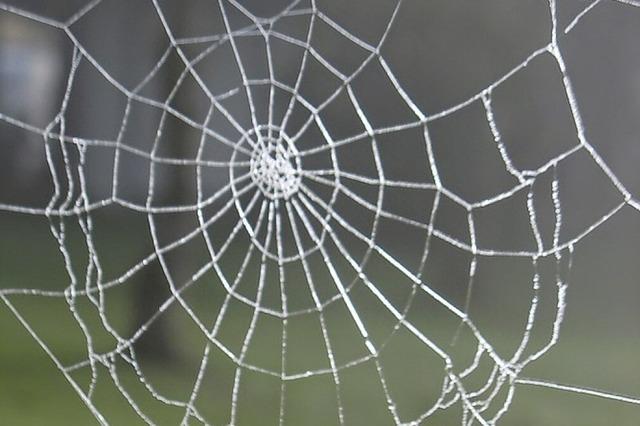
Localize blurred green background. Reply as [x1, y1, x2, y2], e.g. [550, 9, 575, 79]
[1, 210, 639, 425]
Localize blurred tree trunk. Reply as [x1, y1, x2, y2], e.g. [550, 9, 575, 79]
[132, 5, 191, 363]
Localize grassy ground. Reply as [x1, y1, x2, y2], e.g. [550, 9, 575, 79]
[0, 214, 638, 425]
[1, 293, 639, 425]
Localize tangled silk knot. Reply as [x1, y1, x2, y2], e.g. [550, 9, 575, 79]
[250, 140, 301, 200]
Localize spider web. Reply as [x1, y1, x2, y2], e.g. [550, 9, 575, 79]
[0, 0, 639, 425]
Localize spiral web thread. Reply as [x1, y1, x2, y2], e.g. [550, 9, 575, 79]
[0, 0, 639, 425]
